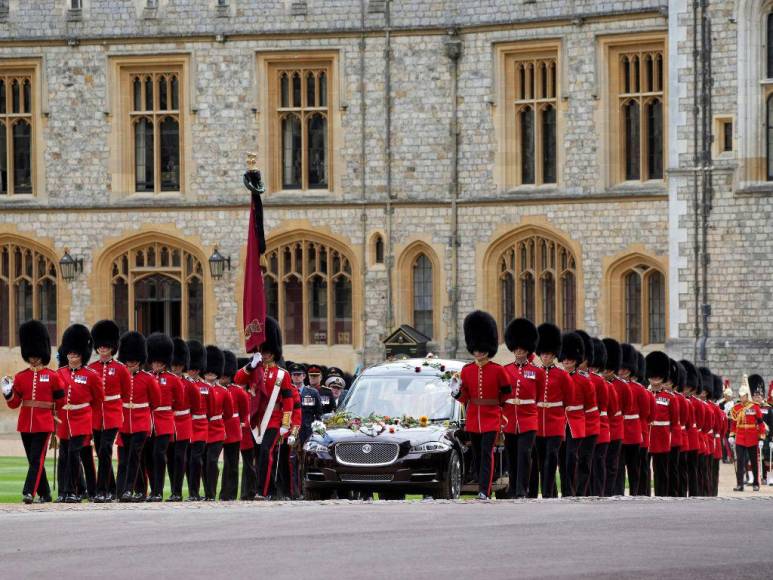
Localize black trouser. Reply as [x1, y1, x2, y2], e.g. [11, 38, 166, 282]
[220, 442, 240, 500]
[60, 435, 85, 495]
[590, 442, 608, 496]
[637, 448, 650, 496]
[118, 432, 147, 496]
[678, 450, 689, 497]
[149, 434, 171, 497]
[504, 431, 536, 498]
[701, 454, 710, 495]
[712, 457, 720, 496]
[205, 441, 224, 499]
[535, 435, 561, 498]
[169, 439, 189, 497]
[256, 428, 281, 497]
[240, 446, 258, 500]
[469, 431, 497, 497]
[558, 427, 581, 497]
[604, 440, 622, 496]
[652, 452, 669, 496]
[735, 445, 759, 487]
[576, 435, 597, 497]
[21, 432, 51, 498]
[668, 447, 681, 497]
[187, 440, 206, 498]
[622, 443, 641, 496]
[685, 450, 699, 496]
[79, 443, 97, 498]
[94, 428, 118, 496]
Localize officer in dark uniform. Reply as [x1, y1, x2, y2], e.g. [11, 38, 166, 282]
[297, 366, 323, 445]
[308, 364, 336, 414]
[326, 367, 347, 408]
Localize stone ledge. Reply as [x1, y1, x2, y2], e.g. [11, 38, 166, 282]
[65, 9, 82, 22]
[735, 184, 773, 197]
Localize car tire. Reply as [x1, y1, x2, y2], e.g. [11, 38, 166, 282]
[303, 487, 331, 501]
[433, 449, 462, 500]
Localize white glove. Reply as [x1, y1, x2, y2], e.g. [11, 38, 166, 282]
[759, 440, 764, 450]
[1, 377, 12, 397]
[728, 436, 736, 447]
[449, 375, 461, 397]
[279, 426, 289, 436]
[250, 352, 263, 369]
[287, 436, 296, 446]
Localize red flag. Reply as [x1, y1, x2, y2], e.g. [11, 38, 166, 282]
[243, 172, 266, 352]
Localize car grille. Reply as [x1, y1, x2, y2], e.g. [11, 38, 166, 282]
[339, 473, 394, 483]
[334, 442, 400, 467]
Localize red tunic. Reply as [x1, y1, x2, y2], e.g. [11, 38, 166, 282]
[687, 396, 703, 453]
[501, 361, 543, 434]
[291, 384, 302, 429]
[455, 361, 510, 434]
[729, 402, 766, 447]
[592, 373, 610, 444]
[579, 370, 600, 437]
[235, 364, 294, 433]
[537, 366, 573, 439]
[6, 368, 63, 433]
[648, 389, 679, 454]
[224, 384, 244, 445]
[640, 387, 655, 449]
[152, 371, 182, 437]
[87, 358, 130, 431]
[189, 377, 210, 443]
[171, 376, 195, 441]
[621, 379, 643, 445]
[121, 370, 161, 434]
[56, 366, 103, 439]
[206, 383, 234, 443]
[713, 404, 726, 459]
[607, 377, 623, 442]
[670, 392, 684, 448]
[565, 371, 587, 439]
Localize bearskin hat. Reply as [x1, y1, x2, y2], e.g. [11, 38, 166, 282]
[147, 333, 173, 367]
[505, 318, 538, 353]
[620, 343, 639, 374]
[172, 338, 190, 370]
[575, 330, 593, 366]
[261, 316, 283, 360]
[712, 374, 723, 400]
[205, 345, 224, 378]
[61, 323, 93, 365]
[559, 332, 584, 363]
[222, 350, 238, 379]
[19, 320, 51, 366]
[601, 338, 621, 373]
[91, 320, 120, 354]
[644, 351, 670, 382]
[117, 331, 146, 365]
[591, 338, 607, 370]
[463, 310, 499, 358]
[679, 359, 699, 393]
[748, 374, 765, 397]
[676, 361, 687, 391]
[187, 340, 206, 372]
[536, 323, 561, 356]
[698, 367, 713, 397]
[636, 352, 646, 383]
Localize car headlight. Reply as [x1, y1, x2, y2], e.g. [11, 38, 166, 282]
[303, 440, 329, 453]
[410, 441, 451, 453]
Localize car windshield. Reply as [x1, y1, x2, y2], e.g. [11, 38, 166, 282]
[341, 375, 456, 420]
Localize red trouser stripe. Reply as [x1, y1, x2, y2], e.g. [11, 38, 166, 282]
[32, 434, 51, 498]
[262, 434, 280, 497]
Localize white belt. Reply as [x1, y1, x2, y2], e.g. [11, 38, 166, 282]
[537, 401, 563, 408]
[240, 422, 247, 428]
[681, 425, 687, 430]
[192, 414, 207, 420]
[62, 403, 89, 411]
[585, 406, 598, 413]
[614, 411, 622, 416]
[707, 429, 713, 435]
[714, 433, 720, 438]
[231, 414, 239, 420]
[599, 411, 608, 416]
[123, 402, 149, 409]
[155, 406, 172, 412]
[652, 421, 670, 427]
[565, 405, 583, 412]
[174, 409, 190, 417]
[209, 414, 223, 421]
[104, 394, 121, 402]
[504, 398, 535, 405]
[624, 414, 640, 420]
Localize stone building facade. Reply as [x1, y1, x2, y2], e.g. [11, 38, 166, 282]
[0, 1, 769, 387]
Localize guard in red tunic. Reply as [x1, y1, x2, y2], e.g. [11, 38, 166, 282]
[234, 356, 260, 500]
[185, 340, 209, 501]
[501, 318, 543, 498]
[696, 366, 714, 496]
[666, 360, 684, 496]
[711, 375, 726, 495]
[116, 331, 160, 502]
[451, 310, 510, 500]
[203, 345, 232, 501]
[635, 352, 654, 496]
[589, 338, 609, 496]
[730, 376, 767, 491]
[558, 331, 586, 497]
[56, 324, 103, 503]
[145, 333, 180, 502]
[2, 320, 63, 503]
[530, 323, 573, 499]
[277, 365, 303, 499]
[88, 320, 129, 503]
[645, 351, 678, 496]
[220, 350, 245, 501]
[167, 338, 194, 502]
[573, 331, 598, 497]
[617, 343, 643, 496]
[601, 338, 623, 497]
[679, 360, 701, 496]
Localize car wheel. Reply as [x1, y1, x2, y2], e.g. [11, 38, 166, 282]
[379, 491, 406, 501]
[303, 487, 331, 501]
[433, 449, 462, 500]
